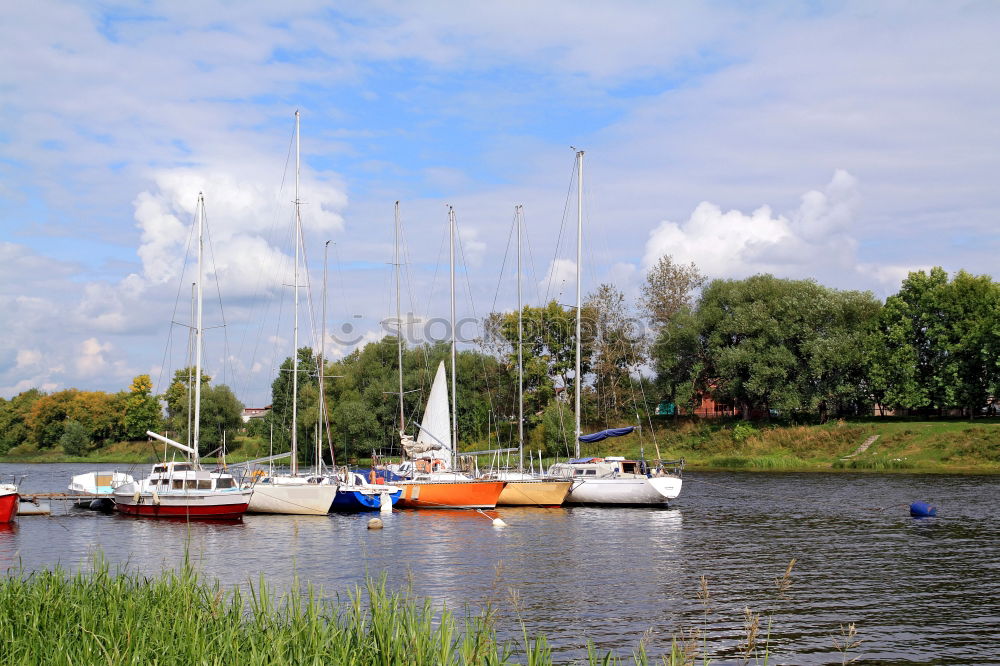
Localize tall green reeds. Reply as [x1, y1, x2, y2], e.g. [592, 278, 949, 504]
[0, 560, 687, 666]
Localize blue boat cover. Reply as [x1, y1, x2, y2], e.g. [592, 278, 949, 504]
[577, 426, 636, 443]
[356, 468, 407, 482]
[568, 457, 601, 464]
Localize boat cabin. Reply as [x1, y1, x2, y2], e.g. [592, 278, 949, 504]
[547, 457, 649, 479]
[143, 461, 237, 491]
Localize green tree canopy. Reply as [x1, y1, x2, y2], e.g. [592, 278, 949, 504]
[873, 267, 1000, 414]
[652, 274, 882, 420]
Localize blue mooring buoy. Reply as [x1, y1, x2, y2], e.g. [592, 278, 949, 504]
[909, 501, 937, 517]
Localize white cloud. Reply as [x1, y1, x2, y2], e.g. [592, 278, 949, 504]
[539, 258, 578, 303]
[641, 170, 913, 291]
[15, 349, 42, 369]
[76, 337, 112, 377]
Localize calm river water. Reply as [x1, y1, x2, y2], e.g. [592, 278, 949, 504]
[1, 463, 997, 664]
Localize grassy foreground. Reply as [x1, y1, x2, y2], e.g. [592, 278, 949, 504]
[0, 561, 691, 666]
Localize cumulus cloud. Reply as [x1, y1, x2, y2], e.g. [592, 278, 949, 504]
[641, 170, 911, 291]
[15, 349, 42, 369]
[539, 258, 578, 302]
[76, 337, 113, 377]
[133, 167, 346, 292]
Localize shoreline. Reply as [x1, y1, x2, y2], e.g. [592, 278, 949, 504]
[3, 418, 998, 475]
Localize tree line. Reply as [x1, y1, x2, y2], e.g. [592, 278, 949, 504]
[653, 264, 1000, 420]
[0, 371, 244, 457]
[4, 259, 996, 461]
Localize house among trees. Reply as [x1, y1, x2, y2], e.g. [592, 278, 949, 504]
[241, 406, 271, 423]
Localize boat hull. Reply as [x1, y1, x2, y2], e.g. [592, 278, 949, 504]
[0, 490, 18, 523]
[564, 476, 682, 506]
[114, 489, 252, 519]
[330, 488, 402, 512]
[395, 480, 505, 510]
[247, 484, 338, 515]
[496, 480, 571, 507]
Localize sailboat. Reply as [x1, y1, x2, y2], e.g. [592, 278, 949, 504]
[247, 110, 338, 516]
[384, 204, 505, 510]
[545, 150, 683, 506]
[319, 238, 402, 512]
[392, 361, 506, 509]
[489, 205, 572, 507]
[114, 194, 253, 519]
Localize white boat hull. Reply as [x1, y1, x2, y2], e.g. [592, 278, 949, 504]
[114, 485, 252, 518]
[565, 476, 682, 505]
[247, 484, 337, 515]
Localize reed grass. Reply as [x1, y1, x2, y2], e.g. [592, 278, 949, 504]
[0, 559, 702, 666]
[832, 456, 916, 470]
[705, 454, 805, 470]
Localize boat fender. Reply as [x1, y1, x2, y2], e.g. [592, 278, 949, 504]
[151, 489, 160, 505]
[492, 518, 507, 528]
[909, 501, 937, 518]
[367, 518, 384, 530]
[133, 489, 141, 503]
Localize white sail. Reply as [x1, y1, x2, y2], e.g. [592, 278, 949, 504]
[414, 361, 451, 462]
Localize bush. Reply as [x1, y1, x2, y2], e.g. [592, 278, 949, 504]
[731, 423, 759, 442]
[59, 420, 91, 456]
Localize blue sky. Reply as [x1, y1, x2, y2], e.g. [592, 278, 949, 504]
[2, 1, 999, 405]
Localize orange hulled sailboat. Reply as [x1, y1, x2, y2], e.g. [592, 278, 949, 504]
[384, 204, 504, 510]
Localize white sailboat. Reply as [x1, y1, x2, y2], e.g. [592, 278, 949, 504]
[115, 194, 253, 519]
[547, 150, 683, 506]
[247, 110, 337, 515]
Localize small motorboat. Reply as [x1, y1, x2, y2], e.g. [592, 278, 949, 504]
[68, 471, 134, 510]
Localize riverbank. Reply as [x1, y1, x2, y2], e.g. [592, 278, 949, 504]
[0, 436, 263, 465]
[3, 419, 999, 473]
[637, 417, 1000, 473]
[0, 561, 681, 665]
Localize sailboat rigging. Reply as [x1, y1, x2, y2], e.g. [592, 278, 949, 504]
[384, 204, 506, 509]
[547, 150, 684, 506]
[115, 193, 252, 519]
[246, 109, 338, 515]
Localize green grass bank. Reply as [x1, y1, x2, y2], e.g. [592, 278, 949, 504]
[615, 417, 1000, 473]
[3, 420, 1000, 474]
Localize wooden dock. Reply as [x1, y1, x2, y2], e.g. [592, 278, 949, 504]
[16, 492, 113, 516]
[20, 492, 105, 502]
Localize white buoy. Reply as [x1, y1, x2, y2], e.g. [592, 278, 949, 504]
[367, 517, 384, 530]
[492, 517, 507, 528]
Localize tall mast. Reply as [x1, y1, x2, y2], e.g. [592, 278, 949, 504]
[320, 239, 333, 471]
[395, 201, 405, 434]
[449, 205, 457, 469]
[291, 109, 301, 475]
[186, 282, 195, 451]
[574, 150, 584, 458]
[193, 193, 204, 466]
[516, 205, 524, 471]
